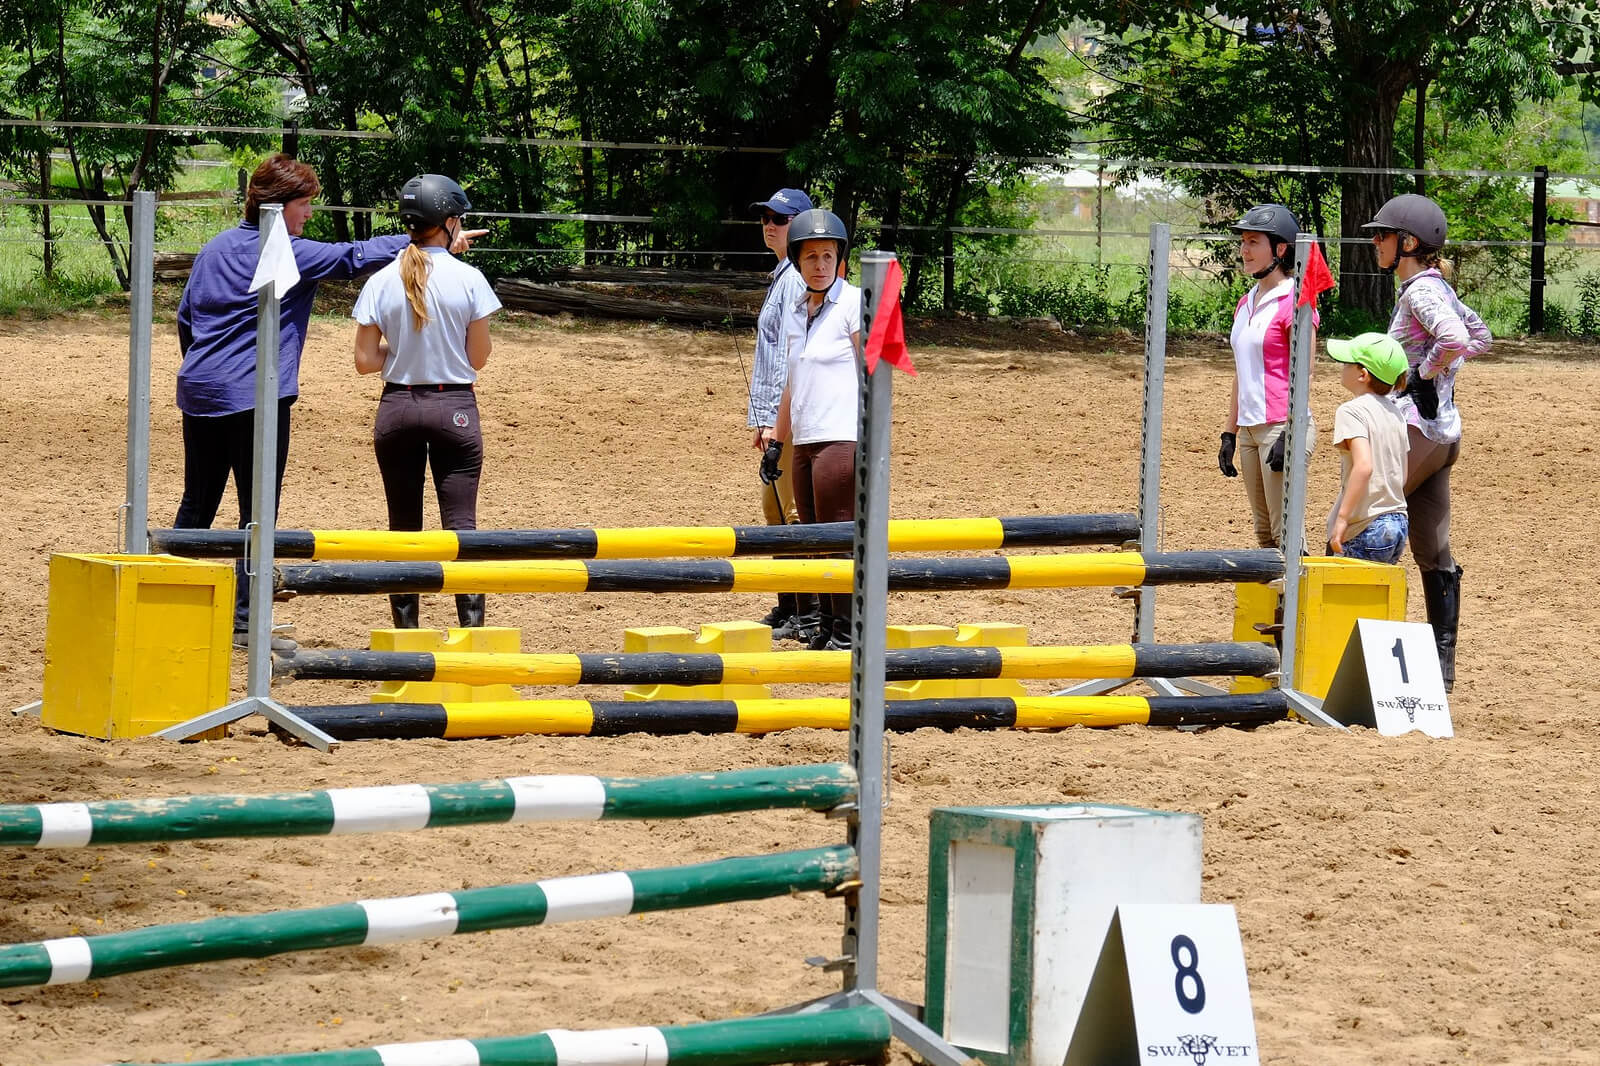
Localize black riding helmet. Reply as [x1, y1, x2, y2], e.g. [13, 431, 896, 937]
[399, 174, 472, 230]
[786, 208, 849, 293]
[1228, 203, 1299, 279]
[1362, 193, 1448, 253]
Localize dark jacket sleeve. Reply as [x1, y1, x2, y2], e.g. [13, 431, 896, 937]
[177, 276, 195, 355]
[292, 234, 411, 283]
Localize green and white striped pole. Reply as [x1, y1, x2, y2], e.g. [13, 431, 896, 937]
[118, 1005, 892, 1066]
[0, 846, 856, 989]
[0, 764, 856, 848]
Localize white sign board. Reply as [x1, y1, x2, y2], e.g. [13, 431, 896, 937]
[1320, 618, 1452, 737]
[1063, 904, 1258, 1066]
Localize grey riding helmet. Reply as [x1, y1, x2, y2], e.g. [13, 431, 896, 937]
[398, 174, 472, 230]
[786, 208, 850, 269]
[1362, 193, 1448, 251]
[1228, 203, 1299, 276]
[1228, 203, 1299, 247]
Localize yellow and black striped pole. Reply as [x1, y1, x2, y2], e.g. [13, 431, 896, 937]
[150, 514, 1139, 561]
[273, 550, 1284, 596]
[279, 642, 1280, 686]
[285, 692, 1290, 740]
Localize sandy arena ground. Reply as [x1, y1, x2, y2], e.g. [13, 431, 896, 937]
[0, 304, 1596, 1065]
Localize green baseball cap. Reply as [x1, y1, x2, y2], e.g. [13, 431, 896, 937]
[1327, 332, 1408, 385]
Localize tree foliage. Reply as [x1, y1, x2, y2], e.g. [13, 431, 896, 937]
[0, 0, 272, 284]
[1, 0, 1090, 297]
[2, 0, 1596, 315]
[1075, 0, 1600, 313]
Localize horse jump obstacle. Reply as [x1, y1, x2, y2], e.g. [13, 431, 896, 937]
[273, 549, 1284, 596]
[280, 642, 1279, 687]
[256, 555, 1289, 741]
[0, 845, 855, 988]
[0, 764, 856, 847]
[149, 512, 1140, 560]
[0, 762, 875, 1063]
[139, 1008, 893, 1066]
[284, 693, 1291, 740]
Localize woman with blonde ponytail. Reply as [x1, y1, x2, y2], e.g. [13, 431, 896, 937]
[353, 174, 499, 629]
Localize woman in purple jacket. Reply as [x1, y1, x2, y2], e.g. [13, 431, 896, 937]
[174, 154, 480, 646]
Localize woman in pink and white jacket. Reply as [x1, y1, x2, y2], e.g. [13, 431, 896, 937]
[1220, 203, 1315, 549]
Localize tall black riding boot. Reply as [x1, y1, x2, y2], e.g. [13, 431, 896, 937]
[826, 611, 854, 651]
[389, 594, 421, 629]
[807, 614, 836, 651]
[825, 596, 853, 651]
[1419, 565, 1462, 692]
[456, 594, 486, 628]
[760, 592, 798, 636]
[790, 593, 823, 644]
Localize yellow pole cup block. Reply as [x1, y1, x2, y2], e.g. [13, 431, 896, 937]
[622, 621, 775, 701]
[41, 554, 233, 739]
[885, 623, 1030, 701]
[369, 627, 523, 704]
[1230, 557, 1407, 699]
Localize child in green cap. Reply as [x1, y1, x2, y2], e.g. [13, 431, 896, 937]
[1326, 332, 1410, 563]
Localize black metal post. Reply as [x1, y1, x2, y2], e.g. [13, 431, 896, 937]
[1532, 164, 1548, 335]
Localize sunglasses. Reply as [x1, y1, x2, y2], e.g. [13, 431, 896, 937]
[761, 212, 791, 226]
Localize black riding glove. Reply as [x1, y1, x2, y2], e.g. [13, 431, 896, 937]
[1405, 373, 1440, 421]
[759, 440, 784, 484]
[1266, 432, 1286, 472]
[1218, 432, 1238, 478]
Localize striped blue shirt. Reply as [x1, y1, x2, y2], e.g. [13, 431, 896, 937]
[747, 259, 808, 427]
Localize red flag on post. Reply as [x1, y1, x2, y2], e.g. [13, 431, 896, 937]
[864, 259, 916, 376]
[1299, 239, 1335, 310]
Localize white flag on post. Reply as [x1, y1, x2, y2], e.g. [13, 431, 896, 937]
[248, 220, 301, 298]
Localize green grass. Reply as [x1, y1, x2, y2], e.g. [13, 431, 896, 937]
[6, 152, 1600, 336]
[0, 154, 242, 312]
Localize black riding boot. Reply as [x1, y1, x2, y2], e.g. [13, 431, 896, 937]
[790, 593, 823, 644]
[456, 594, 486, 628]
[760, 592, 799, 637]
[807, 614, 836, 651]
[820, 595, 853, 651]
[1419, 565, 1462, 692]
[389, 594, 421, 630]
[826, 610, 854, 651]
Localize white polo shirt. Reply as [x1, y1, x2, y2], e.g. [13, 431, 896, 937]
[783, 278, 862, 446]
[353, 247, 501, 384]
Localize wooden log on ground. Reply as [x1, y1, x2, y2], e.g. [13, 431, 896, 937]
[495, 278, 757, 326]
[153, 251, 197, 282]
[545, 265, 769, 288]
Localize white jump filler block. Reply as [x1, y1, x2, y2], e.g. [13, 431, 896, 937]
[922, 804, 1203, 1066]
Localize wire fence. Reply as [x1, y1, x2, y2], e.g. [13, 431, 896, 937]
[4, 120, 1599, 335]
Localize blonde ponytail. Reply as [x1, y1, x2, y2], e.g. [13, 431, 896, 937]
[400, 242, 433, 331]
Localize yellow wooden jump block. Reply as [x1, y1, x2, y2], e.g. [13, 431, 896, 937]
[622, 621, 774, 701]
[885, 623, 1029, 700]
[369, 626, 523, 704]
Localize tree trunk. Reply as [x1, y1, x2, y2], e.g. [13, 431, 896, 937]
[940, 163, 967, 312]
[1413, 75, 1429, 196]
[38, 149, 54, 280]
[579, 103, 598, 266]
[881, 150, 906, 258]
[1338, 70, 1409, 317]
[318, 134, 351, 244]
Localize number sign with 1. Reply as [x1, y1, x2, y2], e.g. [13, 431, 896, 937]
[1320, 618, 1453, 737]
